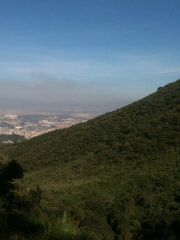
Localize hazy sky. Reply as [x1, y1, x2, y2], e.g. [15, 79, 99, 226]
[1, 0, 180, 109]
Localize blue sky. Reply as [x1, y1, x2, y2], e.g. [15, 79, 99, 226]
[0, 0, 180, 109]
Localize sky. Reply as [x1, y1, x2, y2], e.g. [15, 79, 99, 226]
[0, 0, 180, 110]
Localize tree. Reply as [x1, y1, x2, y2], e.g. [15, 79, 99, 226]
[0, 154, 23, 210]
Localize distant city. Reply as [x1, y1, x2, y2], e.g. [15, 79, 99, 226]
[0, 110, 100, 140]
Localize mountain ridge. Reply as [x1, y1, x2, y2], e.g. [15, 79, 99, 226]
[6, 79, 180, 171]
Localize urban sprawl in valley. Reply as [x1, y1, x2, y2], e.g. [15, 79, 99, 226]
[0, 112, 99, 139]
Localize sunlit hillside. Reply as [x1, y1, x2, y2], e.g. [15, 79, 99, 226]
[2, 79, 180, 239]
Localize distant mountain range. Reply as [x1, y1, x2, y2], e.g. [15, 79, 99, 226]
[0, 97, 129, 113]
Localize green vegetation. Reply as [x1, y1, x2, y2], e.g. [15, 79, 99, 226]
[0, 153, 94, 240]
[0, 134, 25, 146]
[1, 79, 180, 239]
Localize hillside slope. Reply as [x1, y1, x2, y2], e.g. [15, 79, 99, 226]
[6, 79, 180, 170]
[1, 79, 179, 196]
[3, 79, 180, 202]
[2, 79, 180, 239]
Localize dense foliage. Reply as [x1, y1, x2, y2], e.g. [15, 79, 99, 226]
[0, 134, 25, 146]
[0, 153, 93, 240]
[2, 79, 180, 239]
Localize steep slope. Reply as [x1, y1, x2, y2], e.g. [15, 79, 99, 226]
[2, 79, 180, 204]
[2, 79, 180, 239]
[6, 79, 180, 171]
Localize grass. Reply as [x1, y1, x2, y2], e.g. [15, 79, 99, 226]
[21, 150, 179, 209]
